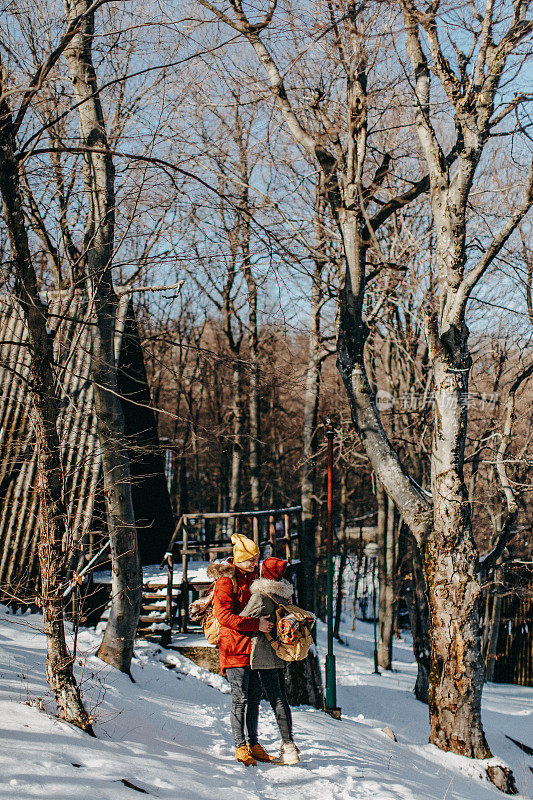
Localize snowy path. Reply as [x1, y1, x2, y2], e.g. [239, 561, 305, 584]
[0, 607, 531, 799]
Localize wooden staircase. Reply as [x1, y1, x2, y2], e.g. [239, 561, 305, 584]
[100, 580, 181, 644]
[138, 581, 179, 642]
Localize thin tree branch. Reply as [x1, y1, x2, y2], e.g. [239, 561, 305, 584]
[480, 361, 533, 571]
[449, 155, 533, 323]
[12, 0, 111, 135]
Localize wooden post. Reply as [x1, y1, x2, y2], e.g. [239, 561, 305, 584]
[200, 515, 207, 561]
[269, 515, 276, 556]
[166, 552, 174, 632]
[284, 513, 291, 561]
[71, 586, 78, 633]
[181, 518, 189, 633]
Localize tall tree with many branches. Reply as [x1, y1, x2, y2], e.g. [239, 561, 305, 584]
[0, 48, 93, 732]
[62, 0, 143, 674]
[401, 0, 532, 770]
[193, 0, 531, 788]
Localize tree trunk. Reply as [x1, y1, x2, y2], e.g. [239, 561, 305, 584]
[399, 8, 527, 770]
[231, 97, 261, 513]
[336, 241, 433, 544]
[34, 403, 93, 733]
[378, 490, 397, 670]
[0, 74, 92, 731]
[299, 339, 321, 614]
[248, 315, 261, 510]
[425, 348, 490, 757]
[404, 531, 430, 703]
[63, 0, 142, 674]
[92, 309, 143, 673]
[315, 474, 327, 620]
[284, 649, 324, 709]
[229, 361, 244, 512]
[484, 566, 503, 683]
[241, 228, 261, 511]
[351, 528, 363, 631]
[299, 174, 327, 615]
[336, 211, 485, 755]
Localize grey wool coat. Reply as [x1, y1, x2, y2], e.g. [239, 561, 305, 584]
[240, 577, 294, 669]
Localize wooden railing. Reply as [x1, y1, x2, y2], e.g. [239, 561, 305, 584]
[160, 505, 302, 635]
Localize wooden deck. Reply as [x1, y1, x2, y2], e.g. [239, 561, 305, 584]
[93, 505, 303, 645]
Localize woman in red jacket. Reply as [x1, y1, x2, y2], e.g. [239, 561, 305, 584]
[211, 533, 273, 766]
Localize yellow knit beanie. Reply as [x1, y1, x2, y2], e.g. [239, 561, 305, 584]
[231, 533, 260, 563]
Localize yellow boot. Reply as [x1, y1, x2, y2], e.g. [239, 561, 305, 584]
[235, 745, 257, 766]
[249, 743, 274, 763]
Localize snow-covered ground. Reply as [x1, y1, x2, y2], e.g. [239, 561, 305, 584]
[0, 605, 531, 800]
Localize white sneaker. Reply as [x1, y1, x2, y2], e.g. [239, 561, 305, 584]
[273, 742, 300, 765]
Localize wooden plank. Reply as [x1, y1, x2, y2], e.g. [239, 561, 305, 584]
[163, 505, 305, 638]
[207, 544, 232, 554]
[166, 553, 174, 629]
[269, 515, 276, 556]
[181, 505, 302, 521]
[283, 514, 291, 560]
[159, 517, 183, 568]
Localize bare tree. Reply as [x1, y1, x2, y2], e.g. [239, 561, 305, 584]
[376, 486, 400, 670]
[401, 0, 532, 773]
[194, 0, 434, 527]
[0, 52, 92, 732]
[63, 0, 142, 674]
[300, 173, 334, 613]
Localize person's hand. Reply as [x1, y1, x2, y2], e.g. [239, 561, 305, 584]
[258, 616, 274, 634]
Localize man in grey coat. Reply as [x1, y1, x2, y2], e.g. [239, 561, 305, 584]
[240, 557, 301, 765]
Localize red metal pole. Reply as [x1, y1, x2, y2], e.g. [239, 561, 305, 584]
[327, 421, 333, 559]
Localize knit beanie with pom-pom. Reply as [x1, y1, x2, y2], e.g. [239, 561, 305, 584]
[261, 557, 288, 581]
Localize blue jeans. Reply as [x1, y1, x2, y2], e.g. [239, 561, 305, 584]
[226, 667, 293, 748]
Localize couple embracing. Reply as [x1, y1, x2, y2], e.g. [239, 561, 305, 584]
[209, 533, 301, 767]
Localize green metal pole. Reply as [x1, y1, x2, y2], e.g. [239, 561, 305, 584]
[325, 419, 337, 711]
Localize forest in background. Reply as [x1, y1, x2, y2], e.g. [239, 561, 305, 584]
[0, 0, 531, 791]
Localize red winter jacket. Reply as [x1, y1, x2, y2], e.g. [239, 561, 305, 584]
[210, 558, 260, 670]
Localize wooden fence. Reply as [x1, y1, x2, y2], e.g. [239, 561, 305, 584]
[160, 505, 303, 634]
[493, 593, 533, 687]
